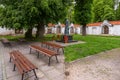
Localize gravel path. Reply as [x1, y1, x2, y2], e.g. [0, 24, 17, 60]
[65, 48, 120, 80]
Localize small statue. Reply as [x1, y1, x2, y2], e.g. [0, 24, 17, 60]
[64, 19, 70, 35]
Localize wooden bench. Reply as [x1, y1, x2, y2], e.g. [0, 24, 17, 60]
[41, 42, 64, 54]
[29, 45, 59, 66]
[9, 50, 38, 80]
[1, 38, 11, 47]
[18, 38, 26, 42]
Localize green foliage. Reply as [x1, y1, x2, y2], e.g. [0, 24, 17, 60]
[0, 0, 67, 25]
[74, 0, 93, 25]
[65, 35, 120, 62]
[116, 2, 120, 20]
[0, 0, 68, 38]
[93, 0, 115, 22]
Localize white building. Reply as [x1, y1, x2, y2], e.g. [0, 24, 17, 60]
[45, 23, 81, 35]
[86, 20, 120, 36]
[1, 20, 120, 36]
[45, 20, 120, 36]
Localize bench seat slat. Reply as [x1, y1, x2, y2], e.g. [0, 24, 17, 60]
[42, 42, 64, 48]
[30, 45, 57, 57]
[9, 50, 38, 80]
[29, 45, 59, 65]
[9, 50, 37, 73]
[14, 52, 31, 72]
[10, 51, 29, 72]
[16, 51, 37, 70]
[10, 52, 24, 74]
[14, 60, 24, 74]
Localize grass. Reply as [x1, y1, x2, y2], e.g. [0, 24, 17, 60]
[0, 35, 24, 41]
[1, 34, 120, 62]
[64, 35, 120, 62]
[0, 34, 53, 42]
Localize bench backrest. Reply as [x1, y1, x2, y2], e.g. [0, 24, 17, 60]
[1, 38, 10, 43]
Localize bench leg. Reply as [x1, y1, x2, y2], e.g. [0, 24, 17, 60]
[57, 48, 59, 54]
[9, 57, 12, 62]
[13, 64, 16, 71]
[21, 73, 24, 80]
[33, 69, 38, 79]
[30, 48, 31, 54]
[55, 55, 59, 63]
[48, 57, 51, 66]
[37, 52, 39, 58]
[41, 43, 43, 47]
[8, 43, 11, 47]
[62, 48, 64, 54]
[46, 45, 47, 48]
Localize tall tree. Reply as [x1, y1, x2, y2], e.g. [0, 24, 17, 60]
[74, 0, 93, 36]
[0, 0, 67, 38]
[0, 0, 35, 38]
[35, 0, 67, 38]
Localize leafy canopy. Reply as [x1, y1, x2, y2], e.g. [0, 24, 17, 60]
[74, 0, 93, 25]
[0, 0, 67, 29]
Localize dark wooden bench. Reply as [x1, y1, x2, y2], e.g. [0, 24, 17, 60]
[18, 38, 26, 42]
[9, 50, 38, 80]
[29, 45, 59, 66]
[41, 42, 64, 54]
[1, 38, 11, 47]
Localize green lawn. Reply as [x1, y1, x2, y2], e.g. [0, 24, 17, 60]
[64, 35, 120, 62]
[0, 35, 24, 41]
[0, 34, 53, 42]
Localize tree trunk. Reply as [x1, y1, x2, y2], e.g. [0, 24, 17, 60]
[25, 28, 33, 39]
[82, 25, 87, 36]
[36, 23, 45, 38]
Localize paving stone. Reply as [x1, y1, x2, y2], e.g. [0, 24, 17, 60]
[66, 48, 120, 80]
[0, 43, 3, 80]
[45, 69, 62, 80]
[0, 41, 65, 80]
[40, 65, 54, 71]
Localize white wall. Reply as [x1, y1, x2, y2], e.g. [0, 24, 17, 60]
[0, 27, 15, 35]
[108, 27, 113, 35]
[87, 26, 102, 35]
[86, 25, 120, 36]
[112, 25, 120, 35]
[61, 27, 65, 34]
[75, 27, 80, 34]
[45, 24, 120, 36]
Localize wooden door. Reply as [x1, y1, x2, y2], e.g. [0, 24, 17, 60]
[103, 26, 109, 34]
[57, 26, 61, 34]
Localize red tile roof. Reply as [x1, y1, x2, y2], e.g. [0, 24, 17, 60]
[48, 21, 120, 28]
[47, 23, 81, 27]
[74, 24, 80, 27]
[87, 20, 120, 27]
[109, 20, 120, 25]
[87, 22, 102, 27]
[61, 24, 65, 27]
[48, 23, 55, 27]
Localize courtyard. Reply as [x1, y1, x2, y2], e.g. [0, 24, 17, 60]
[1, 0, 120, 80]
